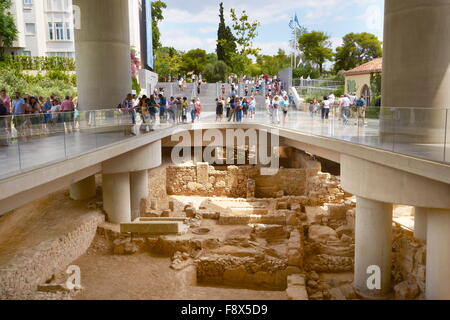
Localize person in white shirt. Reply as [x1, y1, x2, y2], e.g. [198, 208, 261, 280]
[339, 95, 351, 125]
[321, 96, 331, 120]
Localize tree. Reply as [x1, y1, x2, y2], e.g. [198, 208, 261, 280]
[334, 32, 382, 73]
[298, 31, 333, 74]
[0, 0, 18, 55]
[154, 47, 182, 81]
[206, 53, 218, 65]
[216, 2, 236, 66]
[230, 8, 260, 57]
[180, 49, 208, 75]
[256, 49, 291, 76]
[151, 0, 167, 52]
[203, 60, 230, 83]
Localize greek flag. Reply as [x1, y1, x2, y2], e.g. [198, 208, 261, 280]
[294, 14, 301, 29]
[289, 17, 295, 30]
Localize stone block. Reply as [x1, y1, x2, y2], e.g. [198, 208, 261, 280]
[308, 225, 338, 243]
[286, 286, 309, 300]
[197, 163, 210, 184]
[120, 221, 188, 235]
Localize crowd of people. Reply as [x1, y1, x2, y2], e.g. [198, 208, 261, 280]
[308, 92, 368, 126]
[120, 89, 204, 130]
[0, 89, 77, 143]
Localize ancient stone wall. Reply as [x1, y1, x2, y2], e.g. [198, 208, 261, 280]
[392, 225, 426, 300]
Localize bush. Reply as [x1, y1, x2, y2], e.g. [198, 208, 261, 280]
[0, 67, 77, 97]
[203, 60, 230, 83]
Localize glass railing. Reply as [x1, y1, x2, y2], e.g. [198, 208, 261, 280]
[0, 109, 177, 179]
[1, 105, 449, 180]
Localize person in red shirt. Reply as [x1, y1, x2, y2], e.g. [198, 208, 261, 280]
[60, 96, 74, 132]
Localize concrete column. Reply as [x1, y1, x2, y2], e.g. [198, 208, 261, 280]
[381, 0, 450, 143]
[102, 173, 131, 224]
[74, 0, 132, 110]
[354, 196, 393, 299]
[426, 209, 450, 300]
[69, 175, 96, 200]
[130, 170, 148, 221]
[414, 207, 428, 242]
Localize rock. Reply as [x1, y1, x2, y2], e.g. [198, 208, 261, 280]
[309, 292, 323, 300]
[340, 234, 353, 244]
[185, 206, 197, 218]
[307, 280, 318, 289]
[336, 225, 353, 238]
[37, 283, 71, 293]
[309, 271, 319, 281]
[161, 210, 171, 217]
[286, 286, 309, 300]
[288, 274, 305, 286]
[168, 200, 176, 211]
[124, 242, 139, 254]
[394, 281, 420, 300]
[305, 206, 328, 225]
[329, 287, 346, 300]
[286, 266, 302, 275]
[338, 284, 356, 299]
[277, 202, 288, 210]
[308, 225, 338, 243]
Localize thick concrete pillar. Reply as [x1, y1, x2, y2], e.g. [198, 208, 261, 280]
[381, 0, 450, 143]
[69, 175, 96, 200]
[102, 173, 131, 224]
[354, 196, 393, 299]
[414, 207, 428, 242]
[130, 170, 148, 221]
[74, 0, 132, 110]
[426, 209, 450, 300]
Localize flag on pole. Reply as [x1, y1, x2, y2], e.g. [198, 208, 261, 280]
[294, 14, 301, 29]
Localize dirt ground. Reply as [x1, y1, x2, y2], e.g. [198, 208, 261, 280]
[73, 250, 287, 300]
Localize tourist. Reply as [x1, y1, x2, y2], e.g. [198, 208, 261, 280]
[225, 96, 231, 119]
[309, 98, 317, 118]
[0, 98, 8, 145]
[189, 99, 196, 123]
[197, 81, 201, 95]
[148, 95, 159, 124]
[178, 76, 183, 91]
[175, 97, 183, 123]
[221, 84, 226, 97]
[195, 98, 202, 121]
[167, 96, 175, 123]
[12, 92, 25, 134]
[0, 89, 11, 115]
[321, 96, 331, 121]
[272, 95, 280, 124]
[122, 93, 136, 125]
[356, 95, 367, 126]
[249, 96, 256, 119]
[43, 97, 52, 127]
[159, 94, 167, 123]
[181, 97, 188, 123]
[339, 95, 351, 125]
[235, 97, 243, 123]
[61, 96, 74, 133]
[228, 96, 236, 122]
[242, 97, 248, 120]
[280, 95, 289, 125]
[216, 97, 224, 122]
[139, 95, 149, 126]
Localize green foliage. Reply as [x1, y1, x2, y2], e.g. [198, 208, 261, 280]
[257, 49, 291, 76]
[347, 79, 357, 93]
[298, 31, 333, 74]
[0, 68, 77, 97]
[206, 53, 218, 65]
[132, 76, 141, 96]
[292, 64, 320, 79]
[370, 72, 382, 98]
[0, 55, 76, 71]
[334, 32, 382, 73]
[0, 0, 18, 53]
[180, 49, 208, 75]
[230, 8, 260, 58]
[154, 46, 182, 81]
[151, 0, 167, 52]
[203, 60, 230, 83]
[216, 2, 237, 66]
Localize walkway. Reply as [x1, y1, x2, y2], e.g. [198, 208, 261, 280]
[0, 107, 449, 180]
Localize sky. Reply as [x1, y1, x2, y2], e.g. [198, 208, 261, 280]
[159, 0, 385, 56]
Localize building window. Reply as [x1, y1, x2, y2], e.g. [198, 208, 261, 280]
[22, 51, 32, 57]
[48, 22, 54, 40]
[23, 0, 33, 7]
[55, 23, 64, 40]
[65, 23, 71, 40]
[25, 23, 36, 35]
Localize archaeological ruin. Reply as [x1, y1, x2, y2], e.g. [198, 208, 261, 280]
[0, 145, 424, 301]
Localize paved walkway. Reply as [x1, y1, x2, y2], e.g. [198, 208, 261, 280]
[0, 109, 448, 179]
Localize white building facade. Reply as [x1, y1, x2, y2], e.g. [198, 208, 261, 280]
[7, 0, 142, 58]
